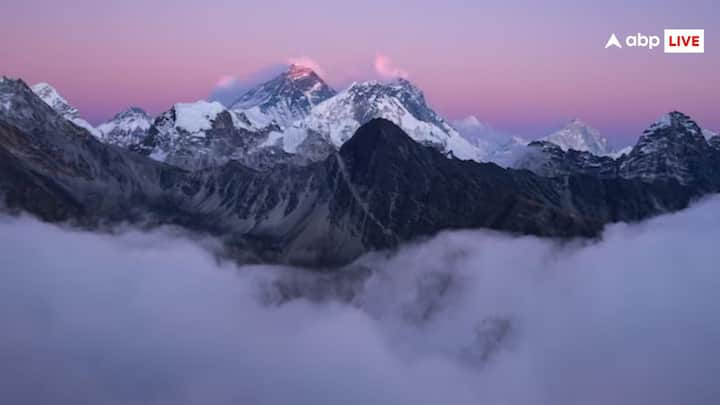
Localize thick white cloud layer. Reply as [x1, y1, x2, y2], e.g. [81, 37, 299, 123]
[1, 197, 720, 404]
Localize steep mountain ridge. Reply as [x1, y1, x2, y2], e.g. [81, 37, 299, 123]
[619, 111, 720, 188]
[30, 82, 101, 138]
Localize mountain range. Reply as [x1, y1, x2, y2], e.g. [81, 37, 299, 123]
[2, 72, 720, 267]
[29, 65, 717, 172]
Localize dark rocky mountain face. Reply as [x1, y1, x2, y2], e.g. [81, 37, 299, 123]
[0, 78, 717, 268]
[325, 121, 695, 256]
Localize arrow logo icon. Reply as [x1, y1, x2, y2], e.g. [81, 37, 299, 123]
[605, 33, 623, 49]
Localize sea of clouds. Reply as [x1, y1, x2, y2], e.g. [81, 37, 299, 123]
[1, 197, 720, 404]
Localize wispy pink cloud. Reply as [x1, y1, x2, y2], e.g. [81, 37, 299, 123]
[215, 75, 239, 88]
[374, 54, 409, 79]
[287, 56, 326, 77]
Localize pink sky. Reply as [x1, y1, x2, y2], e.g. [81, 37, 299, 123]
[1, 0, 717, 142]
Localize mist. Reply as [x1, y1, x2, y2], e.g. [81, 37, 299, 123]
[1, 197, 720, 404]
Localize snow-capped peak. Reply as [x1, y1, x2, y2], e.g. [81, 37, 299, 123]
[30, 82, 101, 138]
[646, 111, 701, 135]
[97, 107, 152, 147]
[629, 111, 705, 156]
[619, 111, 711, 184]
[543, 119, 610, 156]
[110, 106, 150, 121]
[286, 64, 315, 80]
[230, 65, 336, 129]
[649, 112, 675, 129]
[301, 78, 454, 148]
[261, 78, 484, 162]
[658, 112, 675, 125]
[31, 82, 79, 119]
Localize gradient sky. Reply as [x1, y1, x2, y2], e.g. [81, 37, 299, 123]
[2, 0, 718, 143]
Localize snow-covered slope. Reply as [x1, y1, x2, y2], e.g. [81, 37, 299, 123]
[230, 64, 336, 129]
[133, 100, 273, 169]
[609, 145, 633, 159]
[703, 128, 718, 141]
[173, 101, 225, 134]
[261, 78, 484, 162]
[542, 119, 610, 156]
[141, 100, 226, 162]
[97, 107, 152, 147]
[31, 82, 101, 138]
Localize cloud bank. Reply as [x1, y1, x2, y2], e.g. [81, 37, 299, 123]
[1, 197, 720, 404]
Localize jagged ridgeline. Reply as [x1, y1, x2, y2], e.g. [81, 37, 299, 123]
[1, 76, 719, 267]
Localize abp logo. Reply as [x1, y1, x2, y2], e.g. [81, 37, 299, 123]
[664, 29, 704, 53]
